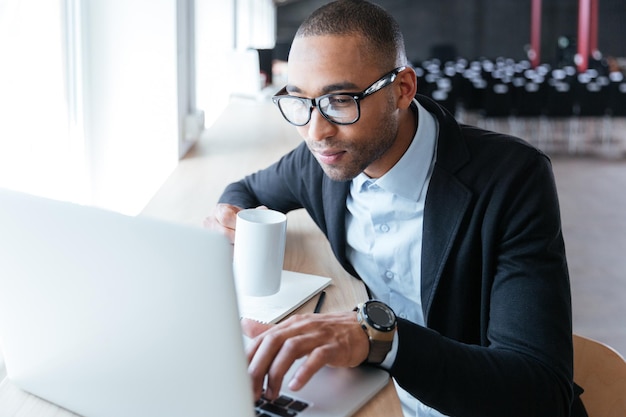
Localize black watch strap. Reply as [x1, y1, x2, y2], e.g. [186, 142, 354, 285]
[366, 337, 393, 364]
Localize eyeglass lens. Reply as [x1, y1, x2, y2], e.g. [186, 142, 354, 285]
[278, 94, 358, 126]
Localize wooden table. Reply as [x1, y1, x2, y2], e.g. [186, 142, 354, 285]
[0, 209, 402, 417]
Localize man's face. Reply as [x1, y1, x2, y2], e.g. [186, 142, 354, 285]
[286, 35, 403, 181]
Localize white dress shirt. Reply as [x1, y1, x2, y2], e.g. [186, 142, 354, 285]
[346, 99, 447, 417]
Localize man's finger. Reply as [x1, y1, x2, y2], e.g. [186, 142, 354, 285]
[241, 318, 273, 338]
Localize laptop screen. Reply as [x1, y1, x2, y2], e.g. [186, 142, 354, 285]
[0, 188, 255, 417]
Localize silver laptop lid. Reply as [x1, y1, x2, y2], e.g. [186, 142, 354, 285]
[0, 189, 254, 417]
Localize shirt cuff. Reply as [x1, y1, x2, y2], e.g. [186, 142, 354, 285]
[379, 329, 399, 369]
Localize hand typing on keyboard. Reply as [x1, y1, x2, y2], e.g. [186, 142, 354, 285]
[242, 313, 369, 401]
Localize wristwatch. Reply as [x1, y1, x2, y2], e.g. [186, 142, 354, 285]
[354, 300, 397, 364]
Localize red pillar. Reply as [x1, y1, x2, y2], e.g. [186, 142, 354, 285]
[589, 0, 599, 57]
[530, 0, 542, 68]
[577, 0, 591, 72]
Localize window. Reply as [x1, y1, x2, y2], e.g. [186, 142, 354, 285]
[0, 0, 83, 202]
[0, 0, 192, 215]
[0, 0, 275, 215]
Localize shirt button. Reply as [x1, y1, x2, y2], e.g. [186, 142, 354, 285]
[384, 270, 394, 280]
[380, 224, 390, 233]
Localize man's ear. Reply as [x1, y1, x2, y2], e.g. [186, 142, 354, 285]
[396, 66, 418, 109]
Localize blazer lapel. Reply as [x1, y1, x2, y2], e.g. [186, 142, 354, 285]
[421, 169, 471, 323]
[322, 178, 356, 276]
[416, 94, 472, 323]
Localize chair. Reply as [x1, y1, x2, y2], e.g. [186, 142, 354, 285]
[543, 78, 576, 152]
[576, 79, 610, 116]
[607, 77, 626, 116]
[515, 79, 546, 116]
[431, 88, 457, 117]
[603, 75, 626, 152]
[480, 82, 514, 133]
[573, 334, 626, 417]
[483, 82, 513, 117]
[573, 76, 613, 152]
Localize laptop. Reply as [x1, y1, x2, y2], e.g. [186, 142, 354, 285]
[0, 188, 389, 417]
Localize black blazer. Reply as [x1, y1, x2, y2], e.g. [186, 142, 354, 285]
[219, 95, 583, 417]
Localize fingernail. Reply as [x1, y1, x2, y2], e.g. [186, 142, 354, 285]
[288, 377, 301, 391]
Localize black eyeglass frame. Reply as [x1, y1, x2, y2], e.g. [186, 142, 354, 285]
[271, 66, 407, 126]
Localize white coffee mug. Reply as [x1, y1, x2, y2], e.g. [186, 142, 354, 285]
[233, 209, 287, 296]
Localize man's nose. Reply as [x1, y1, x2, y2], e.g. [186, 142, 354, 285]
[306, 108, 337, 141]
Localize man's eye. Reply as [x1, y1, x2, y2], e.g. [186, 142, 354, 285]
[328, 97, 353, 107]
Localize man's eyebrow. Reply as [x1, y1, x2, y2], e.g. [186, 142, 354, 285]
[285, 85, 303, 94]
[286, 81, 361, 96]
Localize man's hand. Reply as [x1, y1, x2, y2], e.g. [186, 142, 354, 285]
[241, 312, 370, 401]
[203, 204, 270, 243]
[202, 203, 242, 243]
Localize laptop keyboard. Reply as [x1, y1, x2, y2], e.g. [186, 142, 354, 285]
[255, 392, 309, 416]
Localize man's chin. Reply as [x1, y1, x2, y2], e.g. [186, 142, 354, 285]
[319, 164, 359, 182]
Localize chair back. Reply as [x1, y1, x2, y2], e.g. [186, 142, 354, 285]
[573, 334, 626, 417]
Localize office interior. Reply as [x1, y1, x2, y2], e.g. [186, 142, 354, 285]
[0, 0, 625, 367]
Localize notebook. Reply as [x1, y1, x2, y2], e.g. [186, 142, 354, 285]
[0, 188, 389, 417]
[239, 270, 331, 324]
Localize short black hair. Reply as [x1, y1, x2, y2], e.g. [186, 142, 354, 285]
[294, 0, 407, 70]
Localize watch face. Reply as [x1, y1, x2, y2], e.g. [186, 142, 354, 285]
[366, 302, 396, 329]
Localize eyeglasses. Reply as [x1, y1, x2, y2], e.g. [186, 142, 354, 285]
[272, 66, 406, 126]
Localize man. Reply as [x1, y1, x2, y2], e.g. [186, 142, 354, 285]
[205, 1, 585, 416]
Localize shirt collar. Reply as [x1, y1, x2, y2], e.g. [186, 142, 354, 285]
[352, 98, 438, 201]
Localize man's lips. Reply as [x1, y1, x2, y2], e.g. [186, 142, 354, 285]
[314, 149, 346, 165]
